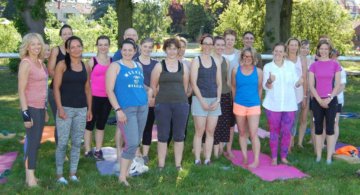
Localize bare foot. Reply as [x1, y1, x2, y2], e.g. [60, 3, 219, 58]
[248, 161, 259, 168]
[281, 158, 289, 164]
[226, 151, 234, 159]
[242, 157, 248, 165]
[27, 179, 38, 187]
[271, 159, 277, 166]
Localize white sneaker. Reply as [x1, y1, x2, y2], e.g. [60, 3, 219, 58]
[57, 177, 68, 185]
[69, 175, 79, 182]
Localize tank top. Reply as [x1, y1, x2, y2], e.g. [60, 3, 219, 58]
[60, 62, 88, 108]
[219, 57, 231, 94]
[293, 56, 304, 103]
[156, 60, 188, 104]
[114, 61, 147, 109]
[196, 56, 217, 98]
[23, 58, 48, 109]
[234, 66, 260, 107]
[134, 57, 157, 87]
[90, 57, 111, 97]
[50, 46, 66, 89]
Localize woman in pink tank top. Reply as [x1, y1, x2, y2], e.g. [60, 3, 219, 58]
[84, 36, 113, 161]
[18, 33, 48, 187]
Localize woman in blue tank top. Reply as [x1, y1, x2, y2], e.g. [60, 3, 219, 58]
[106, 38, 152, 187]
[232, 47, 263, 168]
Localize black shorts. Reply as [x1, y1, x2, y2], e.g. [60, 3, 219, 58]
[86, 96, 112, 131]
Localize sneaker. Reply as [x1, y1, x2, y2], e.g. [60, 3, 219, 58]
[204, 159, 211, 165]
[93, 150, 104, 161]
[69, 175, 79, 182]
[57, 177, 68, 185]
[194, 159, 201, 165]
[85, 151, 93, 158]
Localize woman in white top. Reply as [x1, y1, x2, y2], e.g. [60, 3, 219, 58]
[263, 43, 303, 165]
[285, 37, 307, 152]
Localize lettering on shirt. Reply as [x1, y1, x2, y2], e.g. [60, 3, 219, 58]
[124, 70, 144, 89]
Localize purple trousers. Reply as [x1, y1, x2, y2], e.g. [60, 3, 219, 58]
[265, 109, 295, 159]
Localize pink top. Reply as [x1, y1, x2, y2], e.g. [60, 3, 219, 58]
[309, 60, 341, 98]
[90, 57, 110, 97]
[23, 58, 48, 109]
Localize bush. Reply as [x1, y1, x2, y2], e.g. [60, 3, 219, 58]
[0, 19, 21, 53]
[8, 58, 20, 73]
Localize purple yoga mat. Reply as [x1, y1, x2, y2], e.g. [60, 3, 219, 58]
[229, 150, 308, 181]
[96, 147, 119, 176]
[0, 152, 18, 184]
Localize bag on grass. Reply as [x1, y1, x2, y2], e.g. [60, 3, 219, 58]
[335, 145, 359, 157]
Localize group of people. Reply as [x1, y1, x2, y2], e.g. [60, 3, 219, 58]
[18, 24, 346, 187]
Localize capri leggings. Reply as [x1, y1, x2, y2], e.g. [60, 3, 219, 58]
[85, 96, 112, 131]
[311, 97, 338, 135]
[142, 107, 155, 146]
[24, 107, 45, 169]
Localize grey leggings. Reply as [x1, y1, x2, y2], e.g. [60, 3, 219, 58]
[24, 107, 45, 169]
[55, 107, 86, 175]
[119, 105, 148, 160]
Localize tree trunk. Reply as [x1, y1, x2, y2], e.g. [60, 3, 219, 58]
[280, 0, 293, 42]
[263, 0, 283, 52]
[115, 0, 133, 48]
[18, 0, 47, 37]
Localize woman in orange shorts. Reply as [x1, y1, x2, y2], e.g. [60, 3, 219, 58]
[231, 48, 263, 168]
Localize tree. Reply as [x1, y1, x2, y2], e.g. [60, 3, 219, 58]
[13, 0, 49, 37]
[98, 5, 118, 48]
[263, 0, 284, 52]
[91, 0, 115, 20]
[168, 0, 186, 33]
[115, 0, 133, 48]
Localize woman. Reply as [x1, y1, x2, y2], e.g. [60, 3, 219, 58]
[263, 43, 302, 165]
[151, 38, 189, 170]
[309, 40, 341, 164]
[285, 38, 307, 152]
[84, 36, 112, 161]
[232, 47, 263, 168]
[135, 38, 158, 164]
[106, 38, 151, 186]
[18, 33, 48, 187]
[222, 29, 239, 158]
[212, 36, 232, 158]
[53, 36, 92, 184]
[191, 34, 222, 165]
[48, 24, 73, 144]
[298, 40, 314, 147]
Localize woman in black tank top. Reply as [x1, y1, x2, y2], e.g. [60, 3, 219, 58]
[190, 34, 222, 165]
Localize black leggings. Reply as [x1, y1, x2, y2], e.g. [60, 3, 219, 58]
[312, 97, 338, 135]
[142, 107, 155, 145]
[86, 96, 112, 131]
[24, 107, 45, 169]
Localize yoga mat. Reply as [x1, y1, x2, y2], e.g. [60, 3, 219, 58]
[20, 126, 55, 144]
[340, 112, 360, 119]
[96, 147, 118, 176]
[0, 152, 18, 184]
[229, 150, 308, 181]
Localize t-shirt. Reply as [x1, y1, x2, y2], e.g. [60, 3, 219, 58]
[309, 60, 341, 98]
[337, 66, 347, 105]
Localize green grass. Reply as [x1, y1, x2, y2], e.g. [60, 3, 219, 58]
[1, 68, 360, 194]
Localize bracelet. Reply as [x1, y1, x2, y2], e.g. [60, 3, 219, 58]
[22, 110, 32, 122]
[115, 107, 122, 112]
[216, 99, 220, 103]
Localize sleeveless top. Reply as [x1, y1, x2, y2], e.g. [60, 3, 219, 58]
[114, 61, 147, 109]
[90, 57, 111, 97]
[156, 60, 188, 104]
[134, 57, 158, 87]
[50, 46, 66, 89]
[292, 56, 304, 103]
[60, 62, 88, 108]
[219, 57, 231, 94]
[196, 56, 217, 98]
[23, 58, 48, 109]
[235, 66, 260, 107]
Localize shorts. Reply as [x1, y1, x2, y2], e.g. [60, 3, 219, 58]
[233, 103, 261, 116]
[337, 103, 343, 113]
[191, 96, 221, 117]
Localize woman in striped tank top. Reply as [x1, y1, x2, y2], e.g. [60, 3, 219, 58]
[18, 33, 48, 187]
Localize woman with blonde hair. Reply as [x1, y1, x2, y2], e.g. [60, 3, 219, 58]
[18, 33, 48, 187]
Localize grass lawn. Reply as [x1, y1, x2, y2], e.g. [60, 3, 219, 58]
[1, 68, 360, 194]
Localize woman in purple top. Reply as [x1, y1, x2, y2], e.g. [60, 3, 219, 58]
[309, 40, 341, 164]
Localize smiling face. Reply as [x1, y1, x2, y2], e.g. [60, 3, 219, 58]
[67, 39, 83, 58]
[27, 37, 43, 58]
[121, 43, 136, 60]
[318, 43, 330, 58]
[288, 40, 299, 55]
[225, 34, 235, 49]
[242, 50, 254, 66]
[201, 37, 213, 55]
[300, 43, 310, 57]
[243, 33, 254, 48]
[214, 39, 225, 55]
[140, 41, 154, 57]
[165, 44, 179, 59]
[272, 45, 285, 62]
[96, 39, 110, 55]
[60, 27, 73, 43]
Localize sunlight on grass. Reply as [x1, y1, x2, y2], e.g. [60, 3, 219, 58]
[0, 95, 18, 102]
[176, 169, 189, 186]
